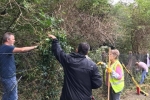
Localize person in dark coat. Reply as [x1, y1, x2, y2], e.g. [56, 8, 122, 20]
[48, 34, 102, 100]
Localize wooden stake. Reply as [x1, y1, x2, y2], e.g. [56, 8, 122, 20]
[107, 47, 111, 100]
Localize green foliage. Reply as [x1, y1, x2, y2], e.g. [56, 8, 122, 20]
[37, 33, 71, 100]
[76, 0, 111, 17]
[76, 0, 92, 11]
[90, 0, 111, 16]
[1, 0, 71, 99]
[133, 0, 150, 24]
[88, 47, 103, 63]
[1, 0, 150, 99]
[110, 0, 150, 53]
[35, 12, 72, 99]
[109, 3, 133, 53]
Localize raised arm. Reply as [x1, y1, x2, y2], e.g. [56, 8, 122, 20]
[47, 34, 68, 66]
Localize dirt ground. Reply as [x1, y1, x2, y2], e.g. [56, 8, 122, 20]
[121, 91, 150, 100]
[121, 84, 150, 100]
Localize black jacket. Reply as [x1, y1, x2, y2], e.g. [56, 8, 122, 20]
[52, 39, 102, 100]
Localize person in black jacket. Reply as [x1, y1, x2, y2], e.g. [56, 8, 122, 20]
[48, 34, 102, 100]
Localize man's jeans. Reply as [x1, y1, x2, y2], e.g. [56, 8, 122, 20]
[140, 70, 147, 84]
[1, 76, 18, 100]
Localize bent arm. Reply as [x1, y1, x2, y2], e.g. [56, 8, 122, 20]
[112, 65, 123, 80]
[91, 66, 102, 89]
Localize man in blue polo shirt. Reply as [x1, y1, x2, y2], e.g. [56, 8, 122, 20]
[0, 32, 38, 100]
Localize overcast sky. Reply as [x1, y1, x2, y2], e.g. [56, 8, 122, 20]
[110, 0, 135, 5]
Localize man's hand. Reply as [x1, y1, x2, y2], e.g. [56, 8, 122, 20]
[106, 67, 112, 73]
[47, 34, 56, 39]
[34, 46, 38, 49]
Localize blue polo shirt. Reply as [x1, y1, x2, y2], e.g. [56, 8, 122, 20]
[0, 44, 16, 78]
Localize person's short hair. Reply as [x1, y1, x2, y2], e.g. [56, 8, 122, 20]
[135, 62, 139, 65]
[111, 49, 120, 59]
[2, 32, 14, 43]
[78, 42, 90, 55]
[129, 51, 132, 54]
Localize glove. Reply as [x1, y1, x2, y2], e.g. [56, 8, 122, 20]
[106, 67, 112, 73]
[97, 61, 104, 65]
[97, 61, 107, 69]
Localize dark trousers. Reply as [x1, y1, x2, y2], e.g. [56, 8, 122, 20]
[110, 87, 121, 100]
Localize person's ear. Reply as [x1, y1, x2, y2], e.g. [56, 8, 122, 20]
[86, 51, 88, 55]
[6, 38, 9, 42]
[76, 48, 78, 53]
